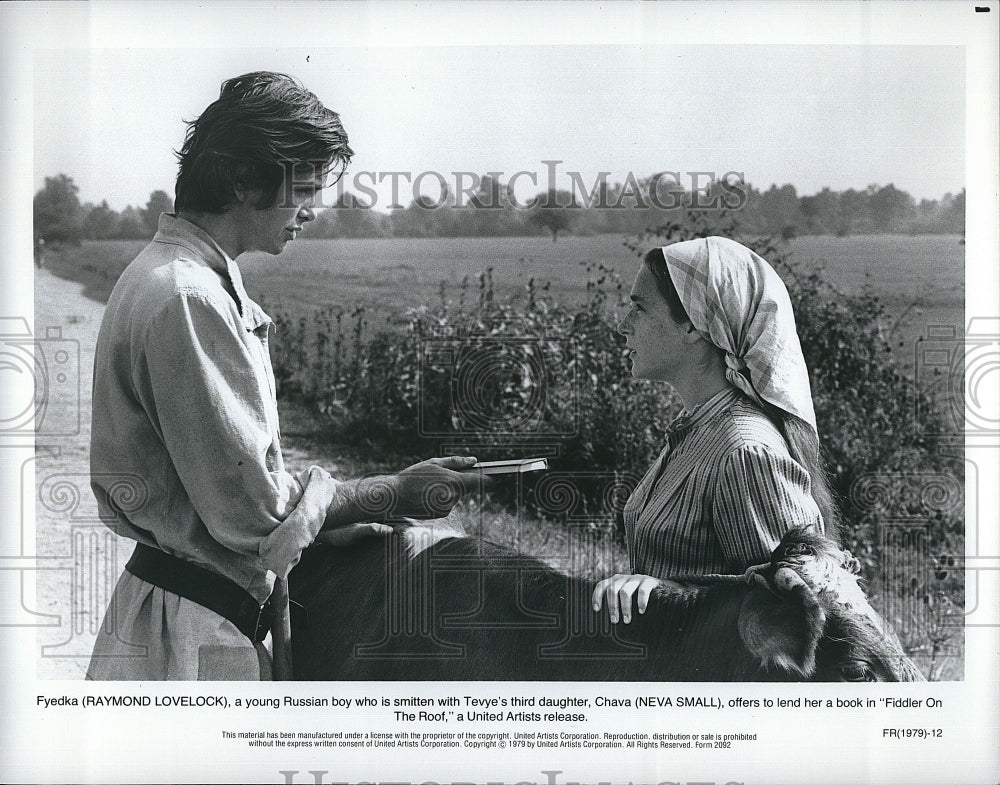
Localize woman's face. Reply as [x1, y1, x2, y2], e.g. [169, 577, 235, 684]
[618, 265, 692, 381]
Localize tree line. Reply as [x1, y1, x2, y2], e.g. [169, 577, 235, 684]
[33, 172, 965, 245]
[33, 174, 174, 244]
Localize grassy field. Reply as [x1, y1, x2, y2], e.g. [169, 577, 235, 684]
[45, 232, 964, 380]
[46, 233, 964, 310]
[249, 233, 964, 335]
[788, 234, 964, 369]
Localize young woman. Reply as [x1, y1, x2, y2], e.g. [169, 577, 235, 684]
[593, 236, 839, 623]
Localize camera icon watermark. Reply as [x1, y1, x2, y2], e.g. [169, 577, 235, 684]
[417, 325, 577, 439]
[0, 317, 80, 436]
[914, 317, 999, 440]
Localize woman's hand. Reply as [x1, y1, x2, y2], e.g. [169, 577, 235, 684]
[591, 573, 661, 624]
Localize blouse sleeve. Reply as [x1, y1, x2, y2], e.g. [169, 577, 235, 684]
[711, 443, 823, 571]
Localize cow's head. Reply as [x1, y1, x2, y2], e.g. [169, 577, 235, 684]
[732, 527, 924, 681]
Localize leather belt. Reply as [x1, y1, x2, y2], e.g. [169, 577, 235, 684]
[125, 543, 274, 643]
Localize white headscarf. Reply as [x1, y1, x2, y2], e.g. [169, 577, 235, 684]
[660, 236, 818, 435]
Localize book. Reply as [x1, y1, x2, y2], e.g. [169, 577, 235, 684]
[466, 457, 549, 475]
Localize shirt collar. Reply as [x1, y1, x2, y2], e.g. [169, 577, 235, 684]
[153, 213, 272, 332]
[670, 385, 742, 434]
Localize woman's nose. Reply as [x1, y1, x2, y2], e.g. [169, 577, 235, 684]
[297, 205, 316, 223]
[617, 312, 632, 335]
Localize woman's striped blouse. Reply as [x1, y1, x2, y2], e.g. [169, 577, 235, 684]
[623, 386, 824, 577]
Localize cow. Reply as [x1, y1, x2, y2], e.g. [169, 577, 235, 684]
[288, 525, 924, 681]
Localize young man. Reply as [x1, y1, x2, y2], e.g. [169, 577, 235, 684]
[88, 72, 480, 680]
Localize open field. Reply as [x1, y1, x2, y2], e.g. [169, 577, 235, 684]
[244, 233, 964, 380]
[788, 234, 964, 370]
[43, 232, 964, 381]
[45, 232, 964, 312]
[255, 233, 964, 318]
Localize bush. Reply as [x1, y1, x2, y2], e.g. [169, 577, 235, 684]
[268, 268, 681, 533]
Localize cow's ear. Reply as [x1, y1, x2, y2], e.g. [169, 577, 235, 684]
[738, 567, 825, 677]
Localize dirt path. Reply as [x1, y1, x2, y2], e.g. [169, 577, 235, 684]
[32, 268, 108, 678]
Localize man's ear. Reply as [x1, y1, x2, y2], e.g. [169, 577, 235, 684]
[738, 566, 825, 677]
[232, 184, 250, 206]
[231, 165, 252, 205]
[231, 166, 266, 208]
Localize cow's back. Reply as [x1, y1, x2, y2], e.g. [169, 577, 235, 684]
[289, 535, 771, 681]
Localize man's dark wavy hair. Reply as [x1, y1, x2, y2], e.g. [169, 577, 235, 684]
[174, 72, 353, 214]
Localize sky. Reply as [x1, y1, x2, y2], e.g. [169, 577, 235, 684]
[33, 43, 965, 211]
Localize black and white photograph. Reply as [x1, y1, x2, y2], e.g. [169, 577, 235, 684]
[2, 2, 998, 783]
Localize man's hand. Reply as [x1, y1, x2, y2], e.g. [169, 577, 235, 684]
[591, 573, 661, 624]
[323, 457, 483, 529]
[313, 522, 394, 547]
[387, 456, 482, 518]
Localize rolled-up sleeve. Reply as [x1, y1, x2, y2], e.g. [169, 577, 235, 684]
[138, 290, 338, 577]
[711, 444, 822, 570]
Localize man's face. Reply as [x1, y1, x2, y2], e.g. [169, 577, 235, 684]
[244, 164, 328, 255]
